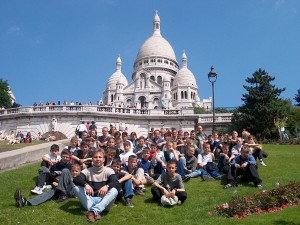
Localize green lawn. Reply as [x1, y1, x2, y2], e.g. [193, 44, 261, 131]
[0, 145, 299, 225]
[0, 140, 45, 153]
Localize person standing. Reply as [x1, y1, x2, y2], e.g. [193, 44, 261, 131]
[76, 121, 87, 139]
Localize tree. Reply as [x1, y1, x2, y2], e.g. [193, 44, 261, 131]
[294, 89, 300, 106]
[0, 79, 12, 108]
[231, 68, 287, 140]
[194, 107, 207, 114]
[286, 106, 300, 138]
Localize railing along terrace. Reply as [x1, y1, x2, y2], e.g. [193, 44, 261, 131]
[0, 106, 182, 116]
[0, 106, 233, 122]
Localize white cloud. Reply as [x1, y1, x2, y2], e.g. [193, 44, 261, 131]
[274, 0, 285, 12]
[274, 0, 298, 15]
[7, 26, 22, 35]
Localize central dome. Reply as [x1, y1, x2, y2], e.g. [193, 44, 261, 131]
[135, 12, 177, 62]
[136, 35, 176, 61]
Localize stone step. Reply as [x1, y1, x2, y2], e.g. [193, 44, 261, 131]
[0, 139, 69, 172]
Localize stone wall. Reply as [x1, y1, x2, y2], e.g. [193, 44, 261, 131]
[0, 106, 232, 138]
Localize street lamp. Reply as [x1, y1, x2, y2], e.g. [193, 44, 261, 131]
[208, 66, 217, 134]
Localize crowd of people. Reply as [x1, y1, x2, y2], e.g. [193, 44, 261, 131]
[0, 130, 37, 144]
[33, 100, 96, 107]
[13, 123, 268, 222]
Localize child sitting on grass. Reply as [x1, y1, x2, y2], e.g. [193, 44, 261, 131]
[197, 143, 223, 180]
[151, 160, 187, 206]
[31, 149, 71, 195]
[217, 144, 234, 175]
[111, 158, 135, 207]
[119, 141, 136, 166]
[224, 146, 263, 189]
[14, 163, 81, 207]
[105, 148, 117, 167]
[181, 145, 197, 182]
[41, 144, 61, 168]
[122, 155, 146, 196]
[137, 148, 155, 184]
[71, 140, 93, 169]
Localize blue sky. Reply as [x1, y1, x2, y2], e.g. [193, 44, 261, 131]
[0, 0, 299, 108]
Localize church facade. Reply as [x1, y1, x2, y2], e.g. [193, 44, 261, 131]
[103, 12, 212, 110]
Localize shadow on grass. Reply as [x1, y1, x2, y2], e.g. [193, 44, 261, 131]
[58, 199, 83, 215]
[144, 197, 162, 207]
[273, 220, 300, 225]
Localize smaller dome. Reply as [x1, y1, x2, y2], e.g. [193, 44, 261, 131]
[117, 76, 124, 85]
[106, 56, 128, 90]
[174, 52, 197, 87]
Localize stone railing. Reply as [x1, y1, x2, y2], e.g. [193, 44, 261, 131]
[0, 105, 187, 116]
[0, 106, 233, 124]
[197, 113, 233, 124]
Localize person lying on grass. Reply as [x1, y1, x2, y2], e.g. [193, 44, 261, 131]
[14, 163, 81, 207]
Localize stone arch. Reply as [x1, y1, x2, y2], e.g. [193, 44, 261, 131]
[138, 96, 147, 108]
[126, 98, 133, 107]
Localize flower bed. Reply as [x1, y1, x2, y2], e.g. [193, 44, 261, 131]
[214, 182, 300, 218]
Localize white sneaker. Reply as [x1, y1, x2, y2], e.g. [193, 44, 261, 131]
[31, 186, 43, 195]
[259, 161, 267, 166]
[257, 184, 263, 189]
[42, 185, 52, 190]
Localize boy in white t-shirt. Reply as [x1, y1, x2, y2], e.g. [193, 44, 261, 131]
[119, 141, 136, 166]
[41, 144, 61, 168]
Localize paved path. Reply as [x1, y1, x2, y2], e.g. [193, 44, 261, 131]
[0, 139, 69, 172]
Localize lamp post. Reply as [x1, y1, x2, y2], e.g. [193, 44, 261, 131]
[208, 66, 217, 133]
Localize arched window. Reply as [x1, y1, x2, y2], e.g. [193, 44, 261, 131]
[181, 91, 183, 99]
[127, 99, 132, 107]
[110, 94, 114, 102]
[184, 91, 187, 99]
[171, 78, 174, 87]
[138, 96, 146, 108]
[150, 76, 155, 81]
[157, 76, 162, 85]
[153, 97, 159, 109]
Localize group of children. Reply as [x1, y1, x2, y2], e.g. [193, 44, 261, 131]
[14, 126, 267, 222]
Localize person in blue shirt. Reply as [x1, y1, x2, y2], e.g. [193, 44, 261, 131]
[224, 146, 262, 189]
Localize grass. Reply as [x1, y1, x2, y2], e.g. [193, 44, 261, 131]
[0, 140, 45, 153]
[0, 145, 299, 225]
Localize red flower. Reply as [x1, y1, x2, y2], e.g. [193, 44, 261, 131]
[268, 208, 273, 212]
[207, 211, 212, 215]
[234, 214, 239, 219]
[242, 214, 248, 218]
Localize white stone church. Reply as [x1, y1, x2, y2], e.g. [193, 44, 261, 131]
[103, 12, 212, 110]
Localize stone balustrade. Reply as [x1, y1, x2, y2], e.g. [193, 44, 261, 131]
[0, 106, 232, 139]
[0, 106, 232, 124]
